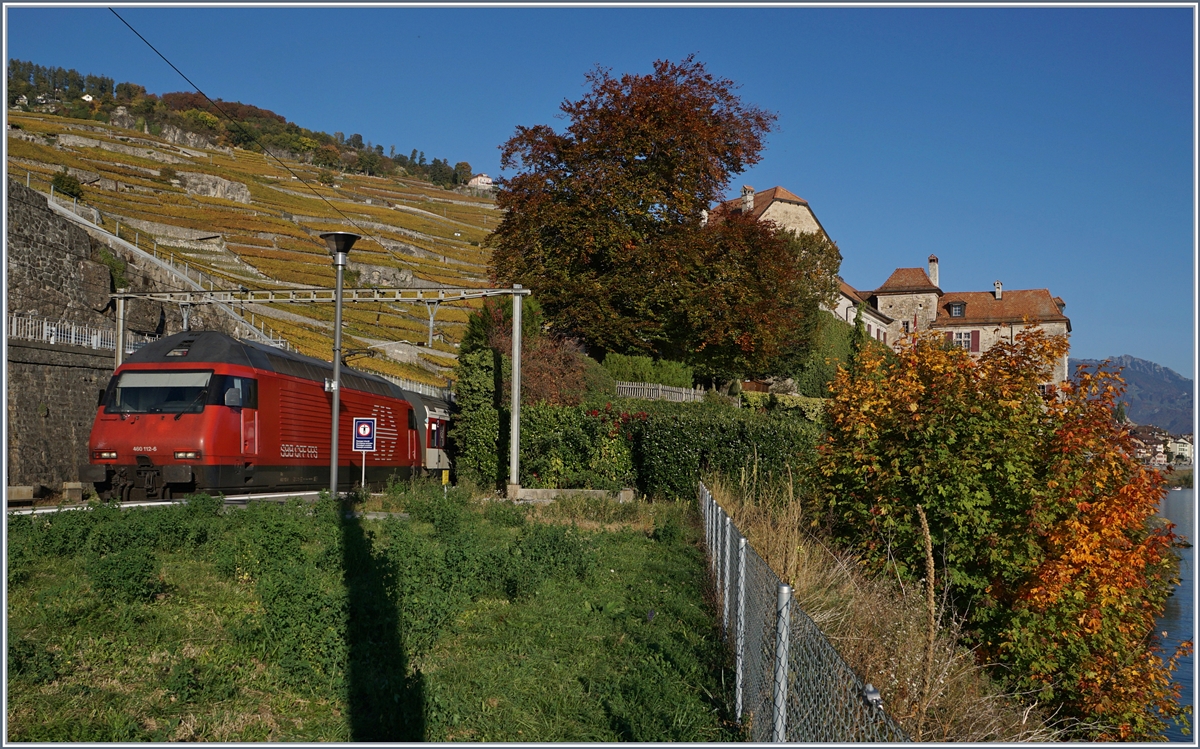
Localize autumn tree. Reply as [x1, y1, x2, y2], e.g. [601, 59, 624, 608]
[819, 328, 1190, 739]
[489, 56, 842, 380]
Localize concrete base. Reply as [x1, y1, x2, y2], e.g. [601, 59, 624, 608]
[509, 487, 638, 504]
[7, 486, 35, 502]
[62, 482, 84, 502]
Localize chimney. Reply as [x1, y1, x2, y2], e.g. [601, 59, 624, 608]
[741, 185, 755, 214]
[994, 280, 1003, 300]
[927, 255, 939, 287]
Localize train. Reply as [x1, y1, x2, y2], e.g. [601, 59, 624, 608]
[79, 330, 452, 501]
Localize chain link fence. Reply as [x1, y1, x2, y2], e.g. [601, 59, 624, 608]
[700, 482, 909, 742]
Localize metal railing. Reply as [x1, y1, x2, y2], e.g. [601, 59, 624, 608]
[36, 190, 293, 352]
[699, 482, 909, 742]
[378, 372, 455, 404]
[8, 313, 156, 354]
[615, 380, 705, 402]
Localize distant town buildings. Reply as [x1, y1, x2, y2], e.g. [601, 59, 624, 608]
[722, 185, 1073, 383]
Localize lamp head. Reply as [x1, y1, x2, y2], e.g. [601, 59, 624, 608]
[320, 231, 360, 256]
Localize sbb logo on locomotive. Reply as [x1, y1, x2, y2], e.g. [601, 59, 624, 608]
[280, 443, 319, 459]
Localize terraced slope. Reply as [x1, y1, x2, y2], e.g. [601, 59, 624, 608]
[8, 111, 501, 387]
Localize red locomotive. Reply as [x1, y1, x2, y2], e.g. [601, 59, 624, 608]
[79, 331, 452, 501]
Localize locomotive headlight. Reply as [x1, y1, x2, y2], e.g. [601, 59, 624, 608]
[174, 450, 201, 459]
[94, 450, 117, 460]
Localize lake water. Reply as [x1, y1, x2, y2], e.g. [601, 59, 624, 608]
[1159, 488, 1194, 742]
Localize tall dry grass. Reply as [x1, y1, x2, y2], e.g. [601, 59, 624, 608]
[707, 474, 1069, 742]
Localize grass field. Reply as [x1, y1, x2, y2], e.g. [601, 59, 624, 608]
[7, 486, 739, 741]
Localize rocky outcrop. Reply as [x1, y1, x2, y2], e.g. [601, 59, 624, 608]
[349, 261, 415, 287]
[179, 171, 251, 203]
[160, 123, 218, 151]
[109, 105, 137, 130]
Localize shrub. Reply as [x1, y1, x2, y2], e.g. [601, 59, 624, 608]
[8, 638, 63, 685]
[482, 500, 527, 528]
[86, 546, 162, 603]
[820, 328, 1188, 739]
[51, 168, 83, 199]
[503, 522, 592, 599]
[602, 353, 694, 388]
[651, 515, 682, 544]
[449, 348, 503, 488]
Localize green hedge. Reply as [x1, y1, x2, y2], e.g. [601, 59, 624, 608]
[601, 354, 694, 388]
[452, 392, 820, 500]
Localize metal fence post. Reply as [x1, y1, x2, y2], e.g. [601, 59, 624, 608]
[718, 508, 726, 603]
[772, 583, 792, 742]
[723, 514, 732, 635]
[736, 536, 747, 722]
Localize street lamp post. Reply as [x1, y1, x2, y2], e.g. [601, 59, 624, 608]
[321, 231, 360, 498]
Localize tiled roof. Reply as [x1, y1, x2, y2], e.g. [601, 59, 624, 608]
[715, 186, 809, 219]
[839, 279, 866, 304]
[931, 289, 1071, 330]
[873, 267, 941, 294]
[837, 279, 894, 324]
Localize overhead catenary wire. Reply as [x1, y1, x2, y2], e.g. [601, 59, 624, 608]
[107, 7, 415, 262]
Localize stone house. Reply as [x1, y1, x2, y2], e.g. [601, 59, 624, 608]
[714, 185, 895, 344]
[852, 255, 1071, 383]
[467, 173, 494, 189]
[715, 185, 1072, 382]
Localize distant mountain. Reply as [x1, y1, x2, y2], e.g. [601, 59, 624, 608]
[1070, 356, 1194, 435]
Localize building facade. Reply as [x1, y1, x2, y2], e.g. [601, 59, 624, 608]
[719, 185, 1072, 382]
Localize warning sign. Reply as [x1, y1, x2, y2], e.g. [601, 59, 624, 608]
[353, 417, 376, 452]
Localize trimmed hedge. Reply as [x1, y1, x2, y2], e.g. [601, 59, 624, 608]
[453, 391, 820, 499]
[451, 339, 824, 498]
[601, 354, 694, 388]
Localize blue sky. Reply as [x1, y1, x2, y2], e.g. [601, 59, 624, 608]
[5, 5, 1196, 378]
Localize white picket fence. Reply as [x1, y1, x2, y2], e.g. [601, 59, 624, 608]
[7, 314, 157, 354]
[615, 380, 705, 402]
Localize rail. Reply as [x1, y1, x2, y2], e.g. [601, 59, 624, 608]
[699, 482, 909, 742]
[615, 380, 705, 402]
[7, 314, 156, 354]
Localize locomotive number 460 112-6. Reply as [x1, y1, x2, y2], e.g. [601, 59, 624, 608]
[280, 443, 318, 459]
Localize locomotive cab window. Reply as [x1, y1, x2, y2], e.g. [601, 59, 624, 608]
[212, 375, 257, 409]
[408, 409, 418, 431]
[105, 370, 213, 414]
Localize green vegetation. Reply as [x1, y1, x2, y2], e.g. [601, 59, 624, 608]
[820, 329, 1189, 740]
[7, 487, 736, 741]
[50, 168, 83, 199]
[601, 353, 694, 388]
[1166, 468, 1193, 489]
[489, 56, 840, 383]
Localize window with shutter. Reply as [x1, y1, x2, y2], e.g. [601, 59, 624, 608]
[970, 330, 980, 352]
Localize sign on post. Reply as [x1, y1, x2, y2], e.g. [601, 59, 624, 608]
[353, 417, 376, 489]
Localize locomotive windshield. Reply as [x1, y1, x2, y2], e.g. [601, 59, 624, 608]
[105, 370, 213, 414]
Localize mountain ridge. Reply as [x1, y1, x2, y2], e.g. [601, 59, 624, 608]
[1070, 355, 1193, 435]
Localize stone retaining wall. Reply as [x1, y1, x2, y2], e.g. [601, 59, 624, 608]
[7, 340, 114, 491]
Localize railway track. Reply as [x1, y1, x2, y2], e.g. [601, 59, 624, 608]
[5, 491, 408, 519]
